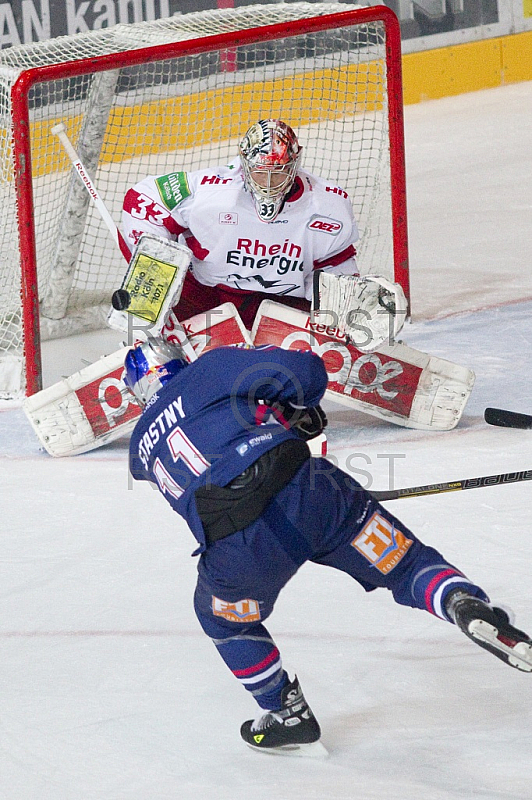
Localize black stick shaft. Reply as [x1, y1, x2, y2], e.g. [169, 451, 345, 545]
[371, 469, 532, 501]
[484, 408, 532, 429]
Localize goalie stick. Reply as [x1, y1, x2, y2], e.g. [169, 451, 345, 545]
[53, 121, 193, 359]
[484, 408, 532, 430]
[371, 468, 532, 501]
[25, 127, 194, 455]
[51, 122, 130, 261]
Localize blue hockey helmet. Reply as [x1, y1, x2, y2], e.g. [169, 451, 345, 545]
[123, 337, 188, 406]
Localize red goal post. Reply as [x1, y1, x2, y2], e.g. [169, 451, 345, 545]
[2, 3, 409, 397]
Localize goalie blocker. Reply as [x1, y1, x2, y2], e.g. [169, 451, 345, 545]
[106, 232, 194, 358]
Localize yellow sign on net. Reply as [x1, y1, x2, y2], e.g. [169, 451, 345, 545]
[124, 254, 178, 324]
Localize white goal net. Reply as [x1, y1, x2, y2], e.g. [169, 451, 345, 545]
[0, 2, 408, 397]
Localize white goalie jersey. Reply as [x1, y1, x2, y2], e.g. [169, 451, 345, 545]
[122, 158, 359, 300]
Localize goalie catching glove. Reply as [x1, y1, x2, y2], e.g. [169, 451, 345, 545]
[268, 402, 328, 441]
[313, 272, 408, 352]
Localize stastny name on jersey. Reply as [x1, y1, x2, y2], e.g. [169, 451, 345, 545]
[137, 396, 185, 467]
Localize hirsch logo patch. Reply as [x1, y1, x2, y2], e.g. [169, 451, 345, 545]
[307, 214, 343, 235]
[212, 597, 261, 623]
[351, 512, 413, 574]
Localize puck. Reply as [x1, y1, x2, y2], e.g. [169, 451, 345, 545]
[111, 288, 131, 311]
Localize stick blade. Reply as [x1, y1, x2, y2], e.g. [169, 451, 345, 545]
[484, 408, 532, 429]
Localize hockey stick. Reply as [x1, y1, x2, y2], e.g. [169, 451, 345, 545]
[371, 469, 532, 501]
[53, 124, 195, 363]
[484, 408, 532, 430]
[51, 122, 130, 260]
[52, 122, 196, 363]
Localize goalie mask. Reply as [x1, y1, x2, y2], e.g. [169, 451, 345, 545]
[239, 119, 302, 222]
[123, 338, 188, 406]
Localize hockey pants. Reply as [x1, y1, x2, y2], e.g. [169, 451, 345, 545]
[193, 458, 487, 711]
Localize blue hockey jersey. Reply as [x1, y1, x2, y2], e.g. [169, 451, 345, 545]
[128, 345, 328, 549]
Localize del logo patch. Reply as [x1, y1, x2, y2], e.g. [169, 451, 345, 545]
[351, 512, 413, 574]
[307, 214, 343, 235]
[212, 597, 261, 623]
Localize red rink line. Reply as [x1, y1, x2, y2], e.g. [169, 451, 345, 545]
[0, 630, 460, 650]
[0, 629, 196, 637]
[412, 293, 532, 323]
[0, 628, 415, 643]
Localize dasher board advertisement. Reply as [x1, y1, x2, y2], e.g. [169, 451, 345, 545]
[1, 0, 532, 52]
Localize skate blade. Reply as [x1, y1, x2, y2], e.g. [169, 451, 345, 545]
[468, 619, 532, 672]
[245, 739, 329, 758]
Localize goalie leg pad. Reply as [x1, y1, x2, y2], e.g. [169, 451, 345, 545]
[252, 300, 474, 431]
[22, 347, 142, 457]
[23, 305, 252, 457]
[164, 302, 254, 355]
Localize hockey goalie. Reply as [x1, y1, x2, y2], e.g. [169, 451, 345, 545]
[23, 118, 474, 457]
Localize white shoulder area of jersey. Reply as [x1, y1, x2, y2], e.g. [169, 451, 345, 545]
[130, 173, 160, 193]
[300, 169, 352, 204]
[130, 159, 242, 196]
[188, 157, 243, 191]
[297, 171, 357, 235]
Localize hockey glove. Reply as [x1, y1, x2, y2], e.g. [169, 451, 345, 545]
[269, 402, 328, 441]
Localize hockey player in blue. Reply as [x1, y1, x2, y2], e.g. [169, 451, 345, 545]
[125, 338, 532, 756]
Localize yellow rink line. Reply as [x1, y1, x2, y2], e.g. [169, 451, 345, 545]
[28, 63, 385, 176]
[402, 29, 532, 104]
[12, 28, 532, 176]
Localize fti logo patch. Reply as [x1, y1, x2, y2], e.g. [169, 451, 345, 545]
[351, 512, 413, 574]
[212, 597, 261, 623]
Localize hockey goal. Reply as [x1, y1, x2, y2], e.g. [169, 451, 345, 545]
[0, 2, 408, 398]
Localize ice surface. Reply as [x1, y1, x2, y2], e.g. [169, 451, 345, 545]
[1, 81, 532, 800]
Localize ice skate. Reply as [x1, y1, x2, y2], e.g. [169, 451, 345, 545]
[446, 590, 532, 672]
[240, 676, 328, 757]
